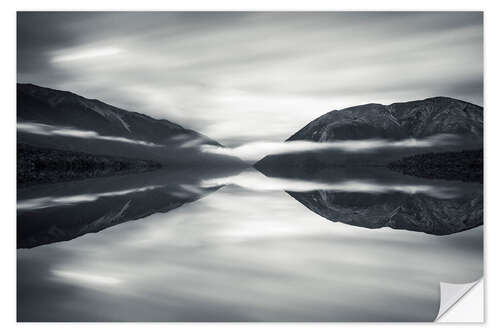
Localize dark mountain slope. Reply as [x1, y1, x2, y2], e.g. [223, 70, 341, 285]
[17, 83, 217, 146]
[388, 150, 483, 183]
[288, 97, 482, 142]
[17, 143, 161, 186]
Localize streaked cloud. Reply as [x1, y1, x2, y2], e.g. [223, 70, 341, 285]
[51, 47, 123, 63]
[17, 122, 161, 147]
[200, 134, 459, 162]
[52, 270, 122, 286]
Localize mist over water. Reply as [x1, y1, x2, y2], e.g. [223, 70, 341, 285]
[201, 134, 460, 162]
[201, 169, 460, 199]
[17, 122, 162, 147]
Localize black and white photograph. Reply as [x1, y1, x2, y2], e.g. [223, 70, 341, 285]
[15, 10, 485, 323]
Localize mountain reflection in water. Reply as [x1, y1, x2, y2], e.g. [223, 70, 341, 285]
[17, 168, 225, 248]
[17, 166, 483, 321]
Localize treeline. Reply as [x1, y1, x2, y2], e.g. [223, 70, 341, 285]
[387, 150, 483, 183]
[18, 144, 162, 186]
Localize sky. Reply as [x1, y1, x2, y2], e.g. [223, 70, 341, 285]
[17, 12, 483, 146]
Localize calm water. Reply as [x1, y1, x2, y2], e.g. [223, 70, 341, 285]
[17, 167, 483, 322]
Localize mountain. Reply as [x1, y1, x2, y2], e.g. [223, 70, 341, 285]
[288, 97, 483, 142]
[17, 83, 243, 166]
[256, 97, 483, 169]
[18, 83, 218, 146]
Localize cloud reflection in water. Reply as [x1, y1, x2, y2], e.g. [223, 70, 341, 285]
[200, 134, 459, 162]
[201, 169, 459, 199]
[17, 185, 161, 211]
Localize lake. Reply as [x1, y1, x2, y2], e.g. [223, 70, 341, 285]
[17, 167, 483, 322]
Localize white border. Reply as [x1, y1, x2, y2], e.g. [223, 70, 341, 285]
[2, 0, 498, 331]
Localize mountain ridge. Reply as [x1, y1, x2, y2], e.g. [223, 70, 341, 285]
[18, 83, 187, 128]
[17, 83, 219, 146]
[287, 96, 483, 142]
[17, 83, 248, 168]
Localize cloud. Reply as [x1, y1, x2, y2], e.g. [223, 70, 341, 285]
[51, 47, 123, 63]
[200, 134, 459, 162]
[51, 270, 122, 286]
[17, 122, 161, 147]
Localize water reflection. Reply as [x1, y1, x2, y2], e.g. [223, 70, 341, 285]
[17, 166, 483, 321]
[18, 185, 162, 211]
[288, 190, 482, 235]
[202, 169, 460, 198]
[204, 168, 483, 235]
[17, 168, 224, 248]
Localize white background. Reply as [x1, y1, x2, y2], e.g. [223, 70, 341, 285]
[1, 0, 497, 331]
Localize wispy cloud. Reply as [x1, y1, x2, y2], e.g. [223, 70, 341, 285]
[200, 134, 459, 162]
[52, 270, 122, 286]
[17, 122, 161, 147]
[51, 46, 123, 63]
